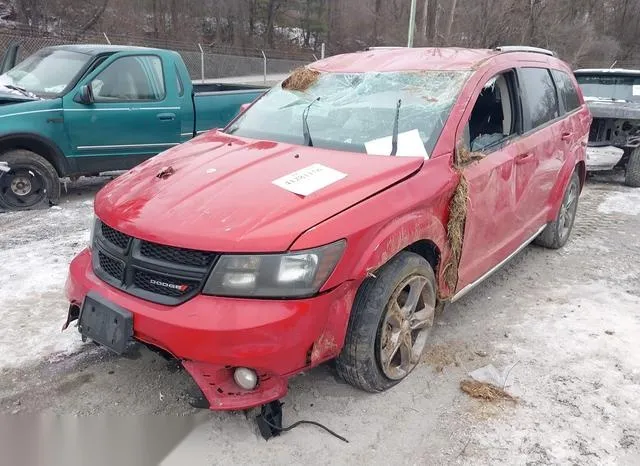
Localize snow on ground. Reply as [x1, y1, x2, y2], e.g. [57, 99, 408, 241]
[0, 178, 106, 368]
[463, 282, 640, 465]
[597, 190, 640, 216]
[0, 173, 639, 464]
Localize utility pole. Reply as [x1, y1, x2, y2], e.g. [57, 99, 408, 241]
[408, 0, 417, 47]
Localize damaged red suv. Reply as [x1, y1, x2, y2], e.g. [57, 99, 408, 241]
[65, 46, 591, 410]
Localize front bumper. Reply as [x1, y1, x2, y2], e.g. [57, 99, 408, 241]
[65, 248, 356, 410]
[586, 145, 625, 171]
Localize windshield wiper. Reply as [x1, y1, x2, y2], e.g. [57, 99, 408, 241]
[302, 97, 320, 147]
[390, 99, 402, 156]
[3, 84, 37, 98]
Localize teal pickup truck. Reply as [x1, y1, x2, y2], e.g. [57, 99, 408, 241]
[0, 44, 268, 210]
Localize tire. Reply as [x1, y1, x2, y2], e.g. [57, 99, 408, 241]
[0, 150, 60, 211]
[624, 147, 640, 187]
[336, 251, 437, 392]
[534, 171, 580, 249]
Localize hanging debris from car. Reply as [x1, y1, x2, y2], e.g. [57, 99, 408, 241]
[282, 67, 320, 91]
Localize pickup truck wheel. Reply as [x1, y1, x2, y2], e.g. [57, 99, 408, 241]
[0, 150, 60, 211]
[624, 147, 640, 187]
[336, 252, 436, 392]
[534, 171, 580, 249]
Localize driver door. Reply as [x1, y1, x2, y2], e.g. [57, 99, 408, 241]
[455, 69, 539, 291]
[62, 53, 180, 172]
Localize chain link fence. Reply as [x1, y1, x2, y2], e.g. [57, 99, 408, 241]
[0, 27, 315, 81]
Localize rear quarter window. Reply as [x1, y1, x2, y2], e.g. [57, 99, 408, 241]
[519, 67, 560, 130]
[551, 70, 581, 113]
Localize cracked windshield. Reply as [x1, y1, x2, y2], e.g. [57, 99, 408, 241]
[227, 70, 470, 156]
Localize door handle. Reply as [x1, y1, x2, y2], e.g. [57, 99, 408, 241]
[515, 152, 534, 164]
[561, 131, 573, 141]
[157, 112, 176, 121]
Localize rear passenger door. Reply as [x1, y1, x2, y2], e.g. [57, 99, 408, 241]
[550, 69, 590, 180]
[515, 68, 566, 224]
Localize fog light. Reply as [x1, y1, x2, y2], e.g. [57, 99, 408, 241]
[233, 367, 258, 390]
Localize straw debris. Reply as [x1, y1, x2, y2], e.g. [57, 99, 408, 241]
[282, 67, 320, 91]
[443, 173, 469, 292]
[441, 143, 484, 293]
[460, 380, 517, 402]
[455, 144, 485, 167]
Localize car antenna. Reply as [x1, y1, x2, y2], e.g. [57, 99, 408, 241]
[302, 97, 320, 147]
[390, 99, 402, 156]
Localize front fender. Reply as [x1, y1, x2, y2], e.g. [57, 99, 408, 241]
[351, 210, 448, 278]
[291, 160, 457, 297]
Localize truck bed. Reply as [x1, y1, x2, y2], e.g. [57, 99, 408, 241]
[193, 82, 269, 94]
[193, 84, 267, 134]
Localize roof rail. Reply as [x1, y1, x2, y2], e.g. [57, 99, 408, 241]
[364, 46, 406, 51]
[495, 45, 556, 57]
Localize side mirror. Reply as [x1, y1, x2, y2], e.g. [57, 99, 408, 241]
[74, 84, 94, 105]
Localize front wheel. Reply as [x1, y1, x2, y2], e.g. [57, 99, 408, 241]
[336, 252, 437, 392]
[534, 170, 580, 249]
[625, 147, 640, 187]
[0, 150, 60, 211]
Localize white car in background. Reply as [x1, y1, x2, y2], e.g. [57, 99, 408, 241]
[574, 68, 640, 187]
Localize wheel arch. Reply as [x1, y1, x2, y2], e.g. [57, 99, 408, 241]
[0, 133, 69, 176]
[403, 239, 440, 272]
[333, 210, 449, 295]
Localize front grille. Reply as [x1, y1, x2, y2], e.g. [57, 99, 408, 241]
[92, 220, 218, 305]
[140, 241, 216, 267]
[101, 222, 130, 249]
[98, 251, 125, 282]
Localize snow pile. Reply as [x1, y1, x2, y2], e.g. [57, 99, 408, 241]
[0, 206, 93, 369]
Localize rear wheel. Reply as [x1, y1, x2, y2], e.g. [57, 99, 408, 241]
[534, 171, 580, 249]
[625, 147, 640, 187]
[0, 150, 60, 211]
[336, 252, 436, 392]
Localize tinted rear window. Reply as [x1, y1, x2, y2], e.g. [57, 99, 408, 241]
[519, 68, 559, 130]
[551, 70, 581, 113]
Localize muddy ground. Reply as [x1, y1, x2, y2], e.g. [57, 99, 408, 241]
[0, 173, 639, 465]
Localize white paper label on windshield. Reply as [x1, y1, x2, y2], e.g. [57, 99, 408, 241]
[633, 85, 640, 96]
[364, 129, 429, 159]
[273, 163, 347, 196]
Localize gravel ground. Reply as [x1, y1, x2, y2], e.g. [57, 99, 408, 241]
[0, 172, 639, 465]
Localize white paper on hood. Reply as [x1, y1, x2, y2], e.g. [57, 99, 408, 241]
[272, 163, 347, 196]
[364, 129, 429, 159]
[633, 84, 640, 96]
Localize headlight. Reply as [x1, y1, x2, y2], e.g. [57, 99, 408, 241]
[203, 240, 345, 298]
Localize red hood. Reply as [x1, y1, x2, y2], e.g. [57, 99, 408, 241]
[95, 131, 423, 252]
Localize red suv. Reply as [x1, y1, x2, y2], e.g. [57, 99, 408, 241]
[64, 46, 591, 410]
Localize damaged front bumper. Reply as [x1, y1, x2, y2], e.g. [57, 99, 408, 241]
[586, 145, 625, 171]
[64, 248, 356, 410]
